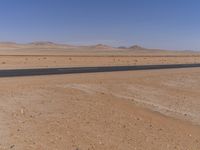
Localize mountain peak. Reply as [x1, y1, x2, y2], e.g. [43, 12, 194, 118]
[129, 45, 146, 50]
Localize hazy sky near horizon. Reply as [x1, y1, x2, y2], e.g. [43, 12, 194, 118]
[0, 0, 200, 50]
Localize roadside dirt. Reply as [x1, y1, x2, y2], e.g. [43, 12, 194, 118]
[0, 55, 200, 69]
[0, 68, 199, 149]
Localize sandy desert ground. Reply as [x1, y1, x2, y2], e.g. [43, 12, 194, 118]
[0, 43, 200, 150]
[1, 55, 200, 69]
[0, 42, 200, 69]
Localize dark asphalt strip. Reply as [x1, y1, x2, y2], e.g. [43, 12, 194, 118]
[0, 63, 200, 77]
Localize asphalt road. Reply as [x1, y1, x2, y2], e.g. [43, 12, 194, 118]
[0, 63, 200, 77]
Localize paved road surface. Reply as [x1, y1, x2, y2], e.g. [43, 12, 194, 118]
[0, 63, 200, 77]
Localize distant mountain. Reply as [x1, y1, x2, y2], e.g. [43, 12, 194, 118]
[28, 41, 57, 46]
[90, 44, 115, 49]
[27, 41, 75, 49]
[118, 46, 127, 49]
[128, 45, 148, 50]
[87, 44, 116, 50]
[0, 42, 23, 49]
[0, 42, 196, 53]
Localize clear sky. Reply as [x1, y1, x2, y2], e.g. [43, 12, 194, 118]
[0, 0, 200, 50]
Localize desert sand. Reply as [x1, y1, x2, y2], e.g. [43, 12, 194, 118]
[0, 42, 200, 69]
[0, 43, 199, 150]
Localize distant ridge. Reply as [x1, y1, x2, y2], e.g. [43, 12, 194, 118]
[28, 41, 73, 47]
[28, 41, 57, 46]
[0, 41, 197, 53]
[0, 42, 23, 49]
[128, 45, 148, 50]
[118, 45, 151, 51]
[90, 44, 115, 49]
[0, 41, 166, 51]
[26, 41, 75, 49]
[118, 46, 127, 49]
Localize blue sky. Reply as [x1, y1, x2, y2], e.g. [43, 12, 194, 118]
[0, 0, 200, 50]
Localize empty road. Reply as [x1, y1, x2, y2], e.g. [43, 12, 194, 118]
[0, 63, 200, 77]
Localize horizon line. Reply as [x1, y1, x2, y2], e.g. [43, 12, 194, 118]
[0, 41, 197, 51]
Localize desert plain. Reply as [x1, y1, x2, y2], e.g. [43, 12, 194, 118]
[0, 42, 200, 150]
